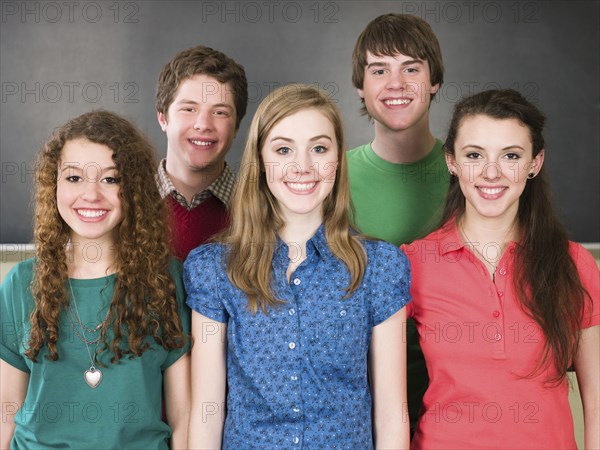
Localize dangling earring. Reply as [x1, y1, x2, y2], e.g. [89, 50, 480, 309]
[527, 172, 535, 179]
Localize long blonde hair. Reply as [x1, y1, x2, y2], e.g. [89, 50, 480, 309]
[224, 84, 366, 313]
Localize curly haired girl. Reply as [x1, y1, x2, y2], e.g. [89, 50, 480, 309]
[1, 110, 190, 449]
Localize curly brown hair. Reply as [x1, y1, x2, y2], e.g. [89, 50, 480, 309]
[26, 110, 187, 363]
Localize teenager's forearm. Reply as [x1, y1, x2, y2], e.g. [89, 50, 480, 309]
[1, 421, 15, 450]
[169, 412, 190, 450]
[374, 410, 409, 450]
[583, 407, 599, 449]
[187, 407, 224, 450]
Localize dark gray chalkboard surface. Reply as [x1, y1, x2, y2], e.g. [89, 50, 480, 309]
[1, 0, 598, 243]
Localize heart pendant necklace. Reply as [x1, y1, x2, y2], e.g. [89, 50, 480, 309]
[68, 279, 106, 389]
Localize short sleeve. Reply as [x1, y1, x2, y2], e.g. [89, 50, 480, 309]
[183, 244, 229, 323]
[367, 241, 412, 326]
[161, 258, 192, 370]
[0, 262, 33, 373]
[571, 243, 600, 329]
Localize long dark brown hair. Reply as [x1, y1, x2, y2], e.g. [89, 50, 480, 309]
[441, 89, 590, 383]
[27, 110, 186, 363]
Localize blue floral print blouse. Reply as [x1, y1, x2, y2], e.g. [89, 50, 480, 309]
[184, 225, 411, 450]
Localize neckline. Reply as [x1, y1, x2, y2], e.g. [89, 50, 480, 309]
[364, 139, 443, 173]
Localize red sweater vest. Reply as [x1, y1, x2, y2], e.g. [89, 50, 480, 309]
[166, 195, 229, 261]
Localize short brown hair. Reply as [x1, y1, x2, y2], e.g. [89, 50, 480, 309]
[352, 14, 444, 113]
[156, 45, 248, 129]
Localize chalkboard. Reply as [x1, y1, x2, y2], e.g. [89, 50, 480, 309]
[1, 0, 598, 243]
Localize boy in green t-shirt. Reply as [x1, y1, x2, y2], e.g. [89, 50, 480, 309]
[347, 13, 449, 433]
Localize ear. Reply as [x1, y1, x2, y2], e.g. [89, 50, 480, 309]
[357, 88, 364, 100]
[445, 151, 457, 175]
[430, 83, 440, 94]
[157, 111, 168, 132]
[530, 149, 545, 175]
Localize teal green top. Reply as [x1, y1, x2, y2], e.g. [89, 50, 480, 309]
[0, 258, 190, 450]
[347, 140, 449, 246]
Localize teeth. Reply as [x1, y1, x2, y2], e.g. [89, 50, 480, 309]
[287, 182, 316, 191]
[190, 139, 213, 146]
[384, 99, 410, 105]
[77, 209, 107, 218]
[479, 187, 504, 195]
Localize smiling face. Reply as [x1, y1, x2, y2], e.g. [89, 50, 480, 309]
[57, 138, 123, 245]
[358, 51, 439, 133]
[446, 115, 544, 224]
[261, 108, 339, 226]
[158, 73, 237, 178]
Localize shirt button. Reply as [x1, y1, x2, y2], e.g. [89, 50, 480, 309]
[498, 290, 504, 297]
[492, 310, 500, 318]
[495, 333, 502, 341]
[499, 268, 507, 275]
[340, 310, 347, 317]
[293, 278, 301, 286]
[291, 375, 298, 381]
[288, 342, 296, 349]
[292, 406, 301, 413]
[289, 308, 296, 315]
[293, 437, 300, 444]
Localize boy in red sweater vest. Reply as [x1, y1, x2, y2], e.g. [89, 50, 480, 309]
[156, 45, 248, 260]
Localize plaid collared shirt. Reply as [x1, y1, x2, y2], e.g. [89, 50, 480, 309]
[156, 159, 235, 210]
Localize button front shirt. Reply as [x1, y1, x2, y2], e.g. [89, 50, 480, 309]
[184, 226, 411, 449]
[402, 222, 599, 449]
[156, 159, 234, 210]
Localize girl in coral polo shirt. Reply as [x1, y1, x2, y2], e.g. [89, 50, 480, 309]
[403, 89, 599, 449]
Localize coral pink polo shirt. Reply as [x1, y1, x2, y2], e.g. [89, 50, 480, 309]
[402, 222, 599, 449]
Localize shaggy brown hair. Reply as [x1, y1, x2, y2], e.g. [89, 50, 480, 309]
[156, 44, 248, 130]
[26, 110, 186, 363]
[352, 13, 444, 115]
[441, 89, 591, 384]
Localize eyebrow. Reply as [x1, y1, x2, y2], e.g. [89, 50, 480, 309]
[366, 59, 423, 69]
[60, 164, 117, 172]
[176, 98, 234, 109]
[461, 144, 526, 151]
[269, 135, 333, 143]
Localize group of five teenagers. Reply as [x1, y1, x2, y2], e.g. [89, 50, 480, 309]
[1, 14, 599, 450]
[404, 89, 599, 449]
[348, 13, 449, 433]
[0, 111, 191, 449]
[156, 45, 248, 260]
[184, 84, 411, 449]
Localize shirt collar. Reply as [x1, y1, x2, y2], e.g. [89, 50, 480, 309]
[307, 224, 334, 260]
[156, 159, 235, 208]
[273, 223, 334, 265]
[437, 220, 465, 256]
[435, 219, 518, 256]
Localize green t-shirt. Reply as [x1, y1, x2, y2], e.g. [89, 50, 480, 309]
[348, 139, 449, 432]
[347, 140, 449, 246]
[0, 258, 190, 450]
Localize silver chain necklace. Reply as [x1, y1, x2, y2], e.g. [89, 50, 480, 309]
[67, 279, 107, 388]
[460, 222, 510, 283]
